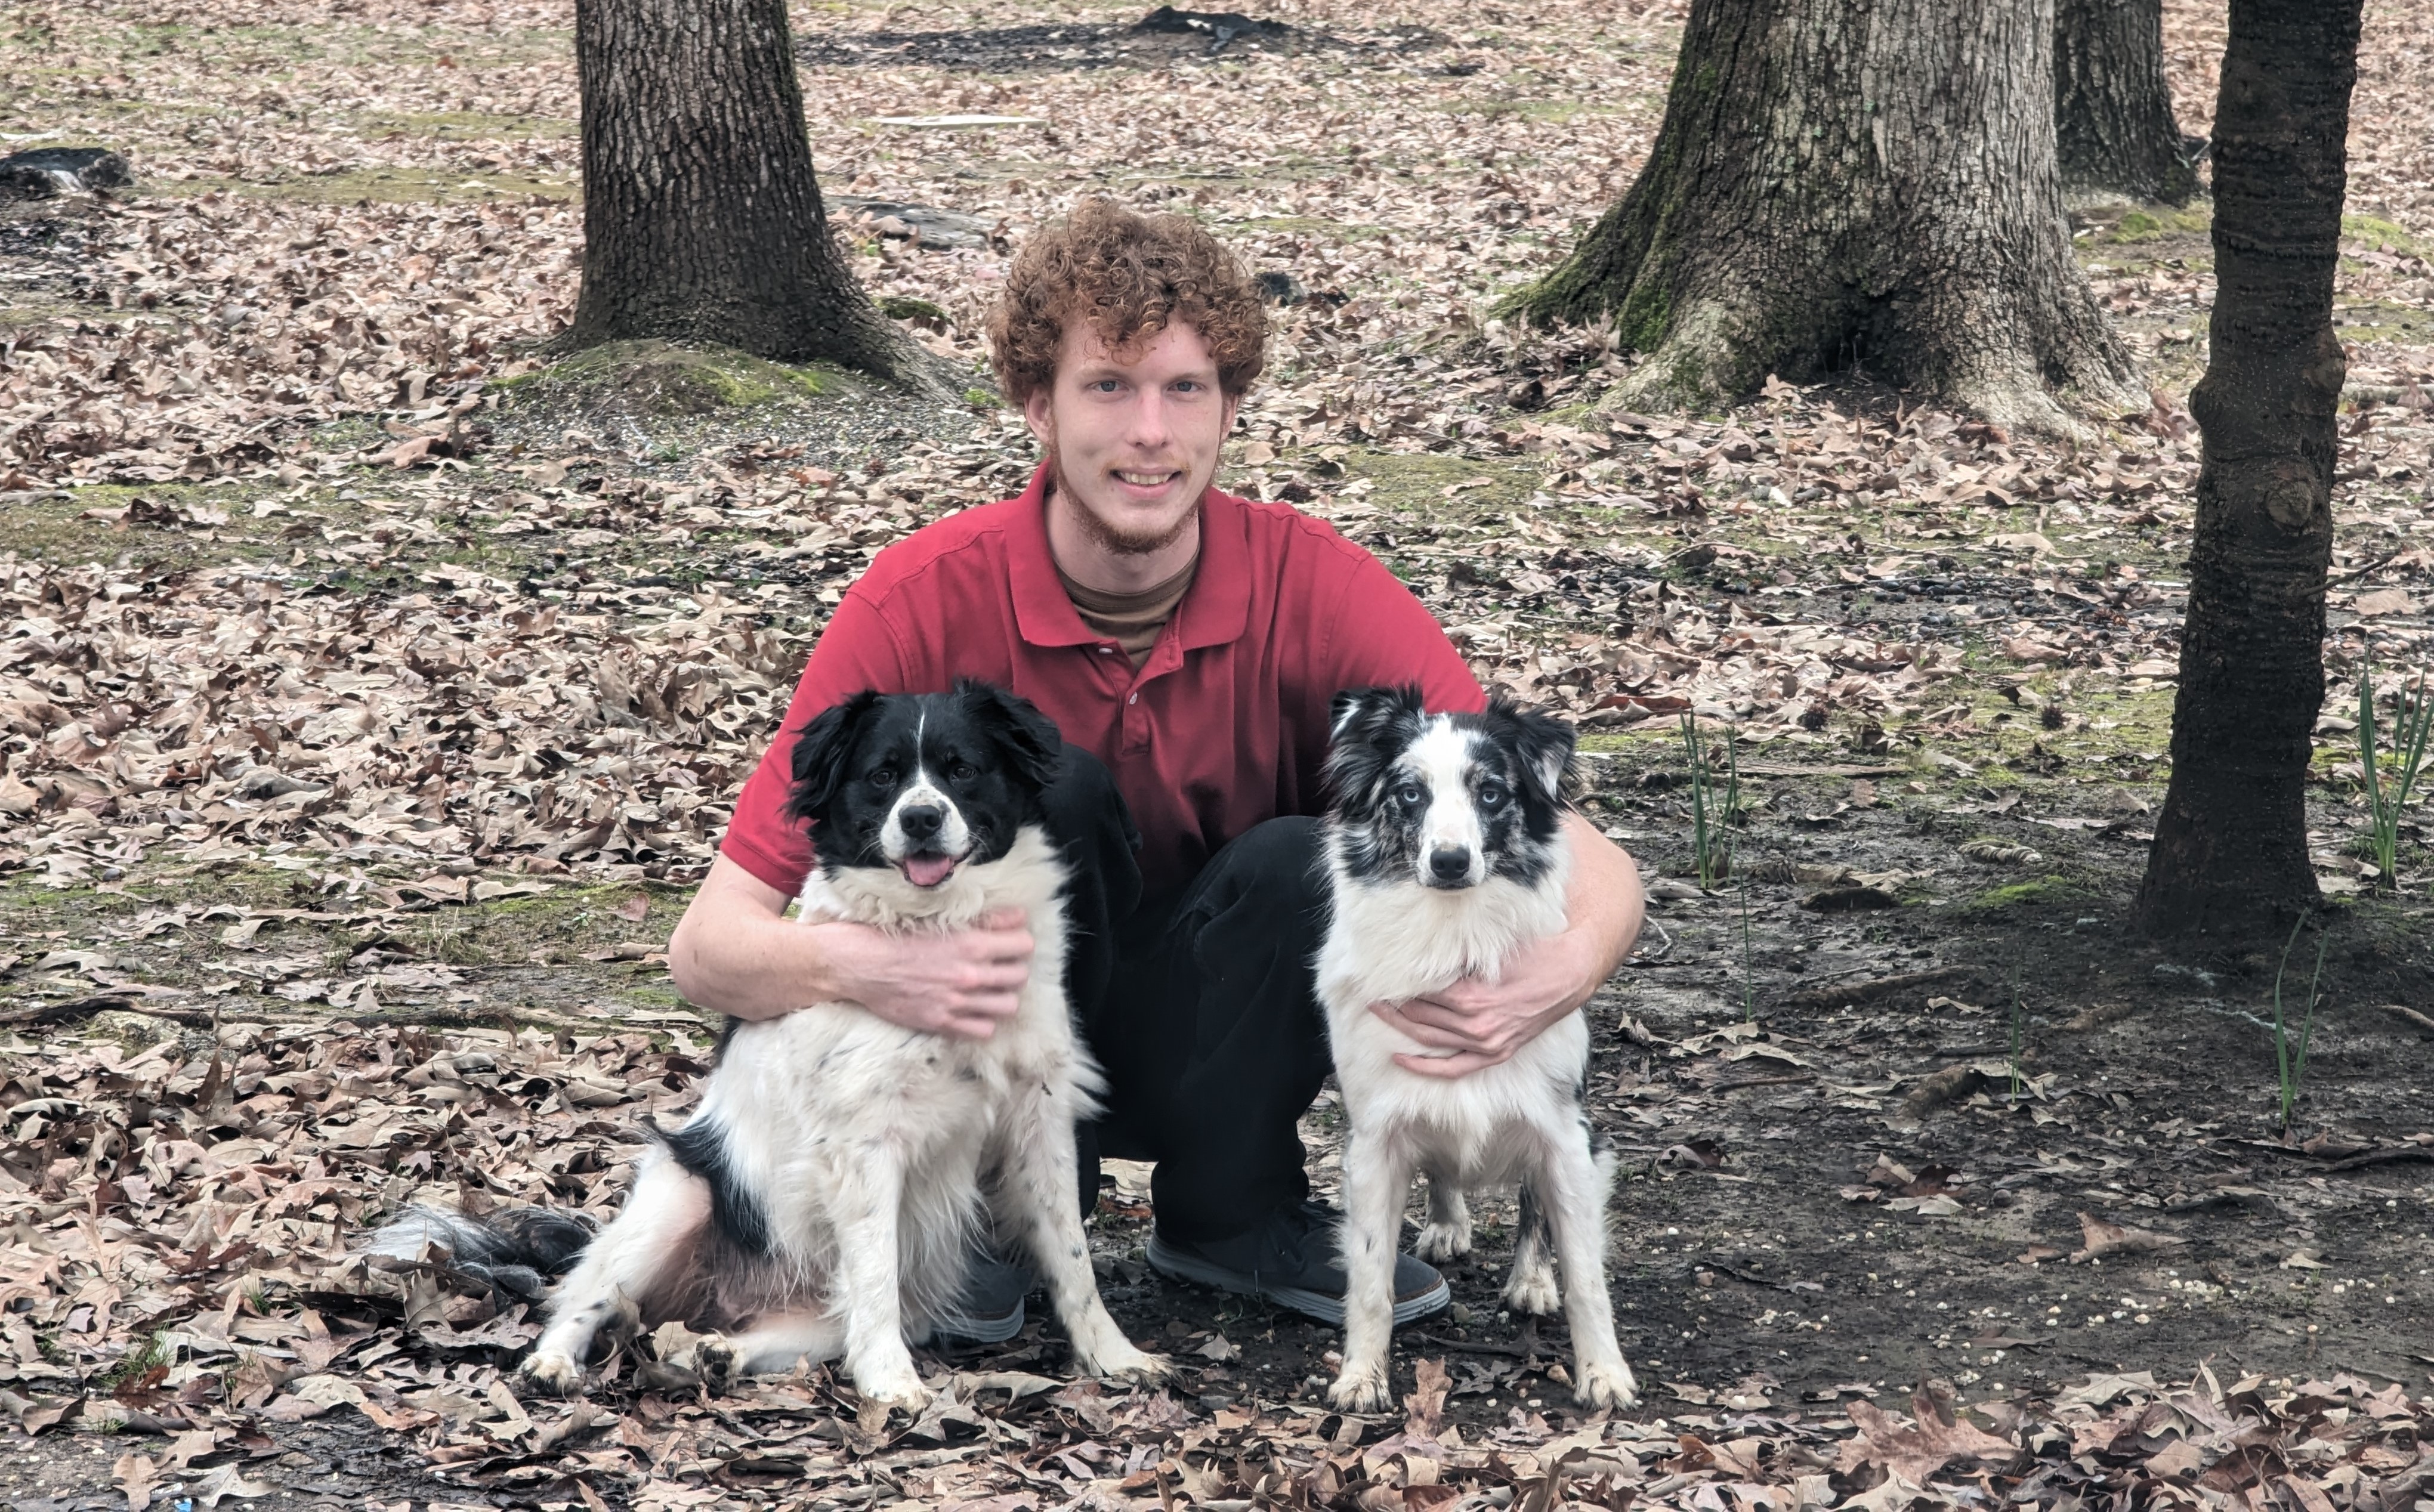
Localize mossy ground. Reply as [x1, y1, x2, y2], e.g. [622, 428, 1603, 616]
[520, 339, 851, 418]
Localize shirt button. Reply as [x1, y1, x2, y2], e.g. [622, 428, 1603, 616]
[1097, 646, 1113, 655]
[1128, 692, 1138, 704]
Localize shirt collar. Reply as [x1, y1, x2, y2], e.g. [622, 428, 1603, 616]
[1008, 460, 1251, 653]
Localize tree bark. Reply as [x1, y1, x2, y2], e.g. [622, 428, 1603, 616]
[2055, 0, 2200, 205]
[2134, 0, 2362, 937]
[1507, 0, 2136, 435]
[567, 0, 942, 392]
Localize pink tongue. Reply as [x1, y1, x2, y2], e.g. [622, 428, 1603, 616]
[903, 854, 956, 888]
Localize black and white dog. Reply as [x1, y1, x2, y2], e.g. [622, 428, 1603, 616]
[370, 682, 1164, 1409]
[1317, 685, 1637, 1412]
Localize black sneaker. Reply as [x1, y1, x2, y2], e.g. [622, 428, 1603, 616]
[929, 1252, 1034, 1347]
[1145, 1201, 1450, 1327]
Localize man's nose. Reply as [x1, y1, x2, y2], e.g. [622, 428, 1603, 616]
[1126, 388, 1173, 449]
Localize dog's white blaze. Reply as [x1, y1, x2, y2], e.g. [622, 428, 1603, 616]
[879, 710, 972, 863]
[1404, 719, 1484, 886]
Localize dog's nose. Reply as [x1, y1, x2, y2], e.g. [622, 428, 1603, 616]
[898, 803, 944, 841]
[1428, 845, 1472, 883]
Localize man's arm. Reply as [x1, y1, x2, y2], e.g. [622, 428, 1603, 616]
[668, 854, 1039, 1038]
[1367, 811, 1645, 1078]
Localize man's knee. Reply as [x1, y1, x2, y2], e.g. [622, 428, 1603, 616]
[1194, 815, 1328, 928]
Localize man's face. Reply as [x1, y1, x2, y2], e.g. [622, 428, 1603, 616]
[1024, 319, 1240, 558]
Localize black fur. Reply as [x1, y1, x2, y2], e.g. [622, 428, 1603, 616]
[783, 679, 1064, 876]
[1326, 684, 1429, 818]
[1325, 686, 1577, 888]
[368, 1204, 595, 1300]
[656, 1112, 771, 1256]
[446, 1207, 595, 1275]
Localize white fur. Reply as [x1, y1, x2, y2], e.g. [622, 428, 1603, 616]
[518, 824, 1166, 1409]
[1317, 798, 1638, 1413]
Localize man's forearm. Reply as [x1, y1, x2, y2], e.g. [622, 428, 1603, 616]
[668, 906, 848, 1021]
[666, 855, 849, 1021]
[1560, 811, 1646, 1007]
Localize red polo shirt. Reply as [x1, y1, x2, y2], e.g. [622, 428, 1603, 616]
[720, 464, 1484, 898]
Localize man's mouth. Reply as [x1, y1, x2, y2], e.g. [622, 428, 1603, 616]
[1113, 468, 1181, 493]
[900, 851, 963, 889]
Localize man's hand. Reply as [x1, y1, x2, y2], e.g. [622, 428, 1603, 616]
[810, 907, 1034, 1040]
[1369, 923, 1601, 1078]
[667, 855, 1036, 1038]
[1367, 812, 1646, 1078]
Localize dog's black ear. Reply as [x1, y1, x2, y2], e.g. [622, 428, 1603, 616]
[957, 679, 1064, 790]
[783, 689, 883, 826]
[1491, 694, 1580, 814]
[1326, 684, 1426, 803]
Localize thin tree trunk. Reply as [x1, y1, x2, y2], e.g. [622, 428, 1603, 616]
[567, 0, 942, 392]
[1506, 0, 2136, 435]
[2134, 0, 2363, 937]
[2055, 0, 2200, 205]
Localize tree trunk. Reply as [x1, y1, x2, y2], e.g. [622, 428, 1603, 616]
[567, 0, 941, 392]
[2134, 0, 2362, 938]
[1507, 0, 2136, 435]
[2055, 0, 2200, 205]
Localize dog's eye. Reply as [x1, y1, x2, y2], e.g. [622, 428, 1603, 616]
[1395, 781, 1426, 808]
[1478, 783, 1506, 809]
[947, 760, 977, 784]
[867, 766, 898, 789]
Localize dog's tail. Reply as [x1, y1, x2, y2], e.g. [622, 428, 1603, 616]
[360, 1204, 595, 1300]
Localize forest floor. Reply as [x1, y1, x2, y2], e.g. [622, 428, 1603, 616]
[4, 0, 2434, 1509]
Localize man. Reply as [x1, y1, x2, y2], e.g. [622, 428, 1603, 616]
[668, 200, 1645, 1340]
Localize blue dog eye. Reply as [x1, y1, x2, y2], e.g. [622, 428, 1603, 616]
[1396, 783, 1425, 807]
[1478, 784, 1506, 808]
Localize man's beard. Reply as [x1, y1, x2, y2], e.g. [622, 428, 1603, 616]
[1049, 454, 1202, 558]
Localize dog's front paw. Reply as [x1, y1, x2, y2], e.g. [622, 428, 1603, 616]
[1412, 1220, 1472, 1263]
[1327, 1361, 1394, 1414]
[850, 1358, 931, 1414]
[1575, 1358, 1639, 1411]
[1501, 1254, 1561, 1317]
[516, 1350, 585, 1398]
[1082, 1341, 1173, 1384]
[694, 1332, 739, 1393]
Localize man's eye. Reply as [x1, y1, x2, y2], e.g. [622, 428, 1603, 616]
[1478, 784, 1506, 808]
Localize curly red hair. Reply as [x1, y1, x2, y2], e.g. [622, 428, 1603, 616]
[987, 198, 1267, 407]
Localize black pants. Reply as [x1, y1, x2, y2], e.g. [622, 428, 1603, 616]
[1037, 748, 1333, 1244]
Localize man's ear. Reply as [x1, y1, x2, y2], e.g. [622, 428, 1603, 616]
[1024, 384, 1056, 453]
[783, 690, 882, 827]
[957, 679, 1064, 791]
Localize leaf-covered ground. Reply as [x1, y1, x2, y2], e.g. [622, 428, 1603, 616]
[3, 1, 2433, 1508]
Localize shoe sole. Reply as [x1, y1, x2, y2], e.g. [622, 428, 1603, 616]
[1145, 1235, 1450, 1327]
[928, 1303, 1025, 1347]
